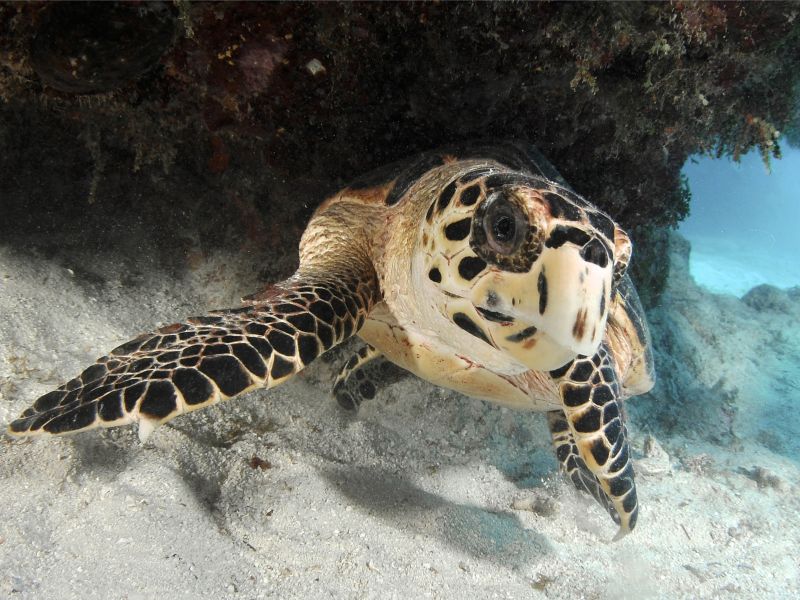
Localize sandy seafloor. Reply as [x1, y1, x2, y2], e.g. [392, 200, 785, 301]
[1, 225, 799, 599]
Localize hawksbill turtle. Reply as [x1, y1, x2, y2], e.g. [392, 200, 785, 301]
[7, 142, 654, 539]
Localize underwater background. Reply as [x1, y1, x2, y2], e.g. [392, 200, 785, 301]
[680, 142, 800, 296]
[1, 2, 799, 599]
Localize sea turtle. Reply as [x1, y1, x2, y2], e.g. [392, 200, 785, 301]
[7, 142, 654, 539]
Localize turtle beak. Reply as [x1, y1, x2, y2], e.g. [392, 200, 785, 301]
[471, 234, 613, 371]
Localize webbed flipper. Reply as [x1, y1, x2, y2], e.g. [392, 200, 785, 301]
[332, 344, 408, 411]
[8, 270, 377, 440]
[550, 344, 638, 539]
[546, 410, 616, 520]
[333, 344, 382, 411]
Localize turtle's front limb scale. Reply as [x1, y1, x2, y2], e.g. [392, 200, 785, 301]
[549, 344, 638, 539]
[7, 270, 377, 441]
[332, 343, 383, 410]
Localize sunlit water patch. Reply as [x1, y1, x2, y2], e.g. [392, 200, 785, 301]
[680, 142, 800, 296]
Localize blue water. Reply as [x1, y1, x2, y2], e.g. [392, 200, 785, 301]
[679, 142, 800, 296]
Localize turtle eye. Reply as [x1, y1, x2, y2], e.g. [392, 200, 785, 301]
[483, 192, 527, 255]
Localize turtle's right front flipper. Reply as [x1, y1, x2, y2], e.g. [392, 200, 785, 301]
[8, 269, 377, 441]
[549, 345, 638, 539]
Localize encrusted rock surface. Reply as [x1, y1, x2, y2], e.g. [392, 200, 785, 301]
[2, 2, 799, 238]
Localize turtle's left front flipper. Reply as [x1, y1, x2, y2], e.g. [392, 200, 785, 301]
[8, 269, 377, 441]
[549, 344, 638, 539]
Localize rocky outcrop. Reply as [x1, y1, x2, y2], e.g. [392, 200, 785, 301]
[633, 232, 800, 459]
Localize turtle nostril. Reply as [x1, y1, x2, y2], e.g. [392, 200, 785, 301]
[580, 238, 609, 268]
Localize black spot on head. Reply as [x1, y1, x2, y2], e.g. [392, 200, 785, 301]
[486, 290, 499, 307]
[428, 268, 442, 283]
[437, 181, 457, 212]
[172, 368, 215, 406]
[425, 202, 435, 223]
[580, 238, 609, 268]
[476, 307, 514, 323]
[139, 380, 178, 419]
[545, 225, 591, 249]
[600, 282, 606, 316]
[452, 312, 492, 345]
[506, 325, 537, 342]
[444, 218, 472, 241]
[199, 355, 251, 397]
[459, 185, 481, 206]
[544, 192, 583, 222]
[458, 256, 487, 281]
[537, 269, 548, 315]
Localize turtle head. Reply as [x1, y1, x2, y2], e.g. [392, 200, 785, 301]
[421, 168, 631, 371]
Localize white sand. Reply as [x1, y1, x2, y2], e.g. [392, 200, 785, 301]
[685, 235, 800, 297]
[1, 235, 798, 599]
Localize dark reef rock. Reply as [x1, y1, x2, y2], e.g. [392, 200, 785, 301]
[632, 232, 800, 457]
[29, 2, 177, 94]
[1, 1, 799, 303]
[742, 284, 800, 314]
